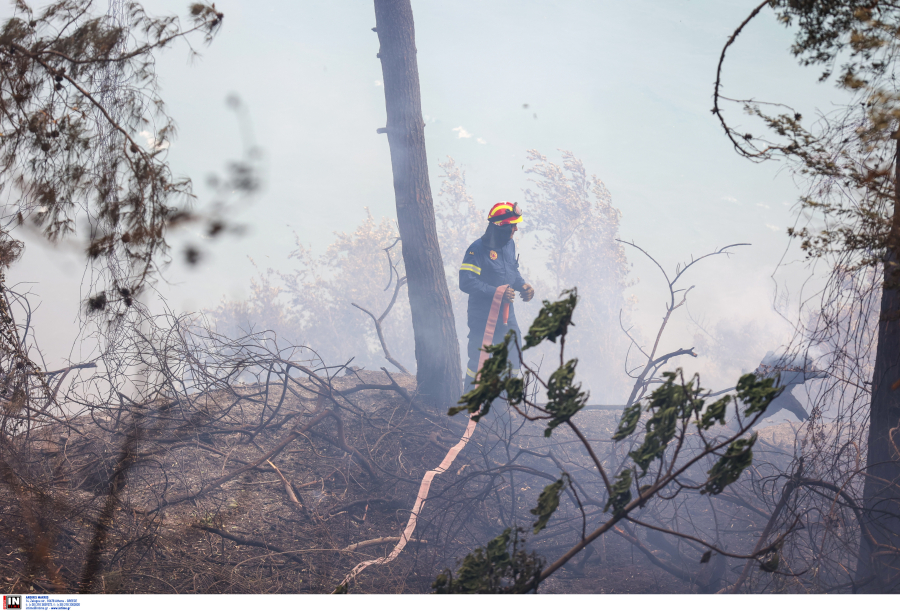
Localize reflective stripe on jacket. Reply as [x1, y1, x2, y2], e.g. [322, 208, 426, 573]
[459, 237, 527, 328]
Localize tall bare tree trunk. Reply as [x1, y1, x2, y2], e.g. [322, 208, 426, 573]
[373, 0, 461, 406]
[856, 140, 900, 592]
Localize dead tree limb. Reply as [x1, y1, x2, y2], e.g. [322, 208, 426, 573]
[150, 410, 332, 511]
[193, 525, 308, 565]
[351, 237, 411, 375]
[267, 459, 311, 521]
[323, 411, 379, 481]
[723, 462, 802, 593]
[616, 241, 748, 407]
[352, 292, 410, 375]
[343, 536, 426, 552]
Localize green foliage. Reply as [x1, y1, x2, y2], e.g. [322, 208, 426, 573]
[605, 370, 777, 515]
[529, 474, 569, 534]
[451, 289, 586, 428]
[542, 359, 589, 436]
[432, 528, 543, 594]
[736, 373, 783, 418]
[603, 469, 634, 516]
[626, 372, 702, 475]
[611, 372, 776, 482]
[604, 468, 633, 516]
[613, 402, 642, 441]
[614, 371, 710, 476]
[628, 408, 679, 476]
[703, 433, 758, 495]
[646, 371, 706, 418]
[505, 375, 525, 405]
[523, 288, 578, 349]
[449, 332, 517, 422]
[699, 395, 730, 430]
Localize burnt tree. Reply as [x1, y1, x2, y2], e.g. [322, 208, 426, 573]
[713, 1, 900, 591]
[373, 0, 462, 406]
[857, 141, 900, 589]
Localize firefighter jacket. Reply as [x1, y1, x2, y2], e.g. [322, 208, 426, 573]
[459, 237, 527, 330]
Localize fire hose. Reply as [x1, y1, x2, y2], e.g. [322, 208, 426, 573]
[334, 284, 510, 591]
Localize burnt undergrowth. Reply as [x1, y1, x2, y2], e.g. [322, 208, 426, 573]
[0, 278, 873, 595]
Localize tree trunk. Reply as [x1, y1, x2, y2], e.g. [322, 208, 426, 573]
[856, 139, 900, 591]
[372, 0, 461, 406]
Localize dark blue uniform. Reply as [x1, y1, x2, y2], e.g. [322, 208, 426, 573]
[459, 237, 528, 387]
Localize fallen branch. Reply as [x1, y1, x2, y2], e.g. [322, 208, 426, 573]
[324, 411, 379, 481]
[267, 459, 310, 519]
[149, 410, 331, 511]
[326, 497, 398, 518]
[193, 525, 307, 565]
[343, 536, 427, 552]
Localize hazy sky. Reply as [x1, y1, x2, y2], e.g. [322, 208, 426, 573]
[10, 0, 848, 373]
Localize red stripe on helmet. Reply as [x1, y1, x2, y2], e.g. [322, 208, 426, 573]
[488, 202, 522, 225]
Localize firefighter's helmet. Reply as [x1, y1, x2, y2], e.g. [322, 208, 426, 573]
[487, 202, 523, 226]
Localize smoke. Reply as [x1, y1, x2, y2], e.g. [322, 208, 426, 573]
[517, 149, 634, 403]
[205, 211, 415, 370]
[207, 150, 805, 416]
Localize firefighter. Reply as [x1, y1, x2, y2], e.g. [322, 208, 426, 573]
[459, 202, 535, 392]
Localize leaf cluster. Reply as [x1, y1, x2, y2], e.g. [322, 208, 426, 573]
[449, 331, 519, 422]
[522, 288, 577, 349]
[735, 371, 783, 418]
[432, 528, 543, 594]
[614, 372, 711, 471]
[623, 372, 704, 475]
[542, 359, 588, 436]
[608, 370, 777, 510]
[529, 474, 569, 534]
[604, 467, 633, 516]
[703, 433, 758, 496]
[451, 289, 584, 433]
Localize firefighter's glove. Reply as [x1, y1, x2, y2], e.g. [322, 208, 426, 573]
[520, 284, 535, 302]
[503, 286, 516, 302]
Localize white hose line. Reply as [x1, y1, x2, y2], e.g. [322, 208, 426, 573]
[335, 285, 509, 590]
